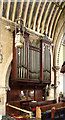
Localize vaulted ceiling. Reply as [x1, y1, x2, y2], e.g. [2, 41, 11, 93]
[1, 1, 65, 40]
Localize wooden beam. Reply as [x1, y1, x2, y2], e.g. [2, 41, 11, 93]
[52, 3, 65, 39]
[48, 7, 59, 38]
[0, 0, 3, 17]
[5, 0, 11, 19]
[23, 0, 30, 26]
[41, 2, 52, 34]
[53, 2, 63, 10]
[28, 0, 36, 28]
[37, 1, 47, 33]
[17, 0, 24, 18]
[52, 10, 62, 39]
[11, 0, 17, 21]
[33, 0, 42, 30]
[48, 2, 62, 38]
[45, 4, 55, 35]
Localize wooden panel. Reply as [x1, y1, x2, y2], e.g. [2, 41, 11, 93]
[40, 40, 43, 81]
[40, 102, 65, 112]
[11, 32, 17, 79]
[34, 86, 43, 101]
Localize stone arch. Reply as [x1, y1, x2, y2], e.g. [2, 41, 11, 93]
[57, 33, 65, 66]
[52, 15, 65, 99]
[53, 22, 65, 67]
[3, 53, 13, 90]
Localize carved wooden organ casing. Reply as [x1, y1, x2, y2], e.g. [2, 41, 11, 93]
[7, 32, 51, 103]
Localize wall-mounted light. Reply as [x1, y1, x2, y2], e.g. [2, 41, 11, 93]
[5, 25, 11, 30]
[15, 17, 25, 48]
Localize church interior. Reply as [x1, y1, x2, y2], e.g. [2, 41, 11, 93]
[0, 1, 65, 120]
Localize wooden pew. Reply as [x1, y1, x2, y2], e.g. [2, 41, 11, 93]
[28, 100, 56, 110]
[51, 106, 65, 120]
[39, 102, 65, 119]
[6, 100, 56, 119]
[40, 102, 65, 112]
[6, 102, 65, 120]
[6, 99, 56, 111]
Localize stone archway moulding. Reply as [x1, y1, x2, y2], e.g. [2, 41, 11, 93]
[3, 53, 13, 90]
[57, 33, 65, 66]
[53, 22, 65, 67]
[52, 21, 65, 99]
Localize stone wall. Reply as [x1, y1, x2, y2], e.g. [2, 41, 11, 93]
[0, 21, 13, 115]
[47, 10, 65, 100]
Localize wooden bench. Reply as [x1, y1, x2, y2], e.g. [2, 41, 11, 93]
[37, 102, 65, 120]
[51, 106, 65, 120]
[6, 99, 56, 112]
[40, 102, 65, 112]
[6, 102, 65, 120]
[29, 100, 56, 110]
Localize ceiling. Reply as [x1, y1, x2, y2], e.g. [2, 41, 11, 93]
[1, 1, 65, 39]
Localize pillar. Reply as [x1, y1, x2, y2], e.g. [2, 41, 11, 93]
[53, 66, 60, 102]
[0, 88, 7, 115]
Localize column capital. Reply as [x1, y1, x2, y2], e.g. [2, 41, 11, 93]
[52, 66, 60, 71]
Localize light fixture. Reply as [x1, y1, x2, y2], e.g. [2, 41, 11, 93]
[5, 25, 11, 30]
[15, 17, 25, 48]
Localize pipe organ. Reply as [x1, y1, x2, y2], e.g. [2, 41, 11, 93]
[16, 37, 51, 81]
[7, 31, 51, 116]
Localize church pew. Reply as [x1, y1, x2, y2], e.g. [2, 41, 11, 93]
[6, 99, 56, 111]
[40, 102, 65, 112]
[51, 106, 65, 120]
[28, 100, 56, 110]
[21, 99, 56, 111]
[6, 102, 65, 120]
[39, 102, 65, 119]
[32, 102, 65, 119]
[6, 100, 56, 119]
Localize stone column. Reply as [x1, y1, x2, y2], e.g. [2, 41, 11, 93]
[0, 1, 6, 116]
[0, 87, 7, 115]
[53, 66, 60, 102]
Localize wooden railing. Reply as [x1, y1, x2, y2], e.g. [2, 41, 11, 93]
[6, 103, 32, 118]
